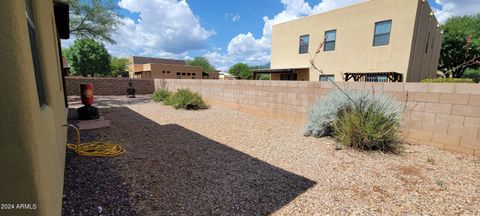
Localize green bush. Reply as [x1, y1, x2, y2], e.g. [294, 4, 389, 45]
[165, 88, 208, 110]
[305, 90, 403, 153]
[463, 69, 480, 83]
[421, 77, 474, 83]
[333, 105, 402, 153]
[152, 89, 171, 103]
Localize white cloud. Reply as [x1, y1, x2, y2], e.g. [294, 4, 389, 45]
[433, 0, 480, 23]
[212, 0, 363, 70]
[225, 13, 241, 22]
[65, 0, 214, 58]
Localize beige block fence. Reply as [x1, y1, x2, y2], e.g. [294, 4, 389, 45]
[156, 79, 480, 156]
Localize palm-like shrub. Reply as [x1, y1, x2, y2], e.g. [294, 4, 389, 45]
[304, 90, 403, 152]
[165, 88, 208, 110]
[152, 89, 171, 103]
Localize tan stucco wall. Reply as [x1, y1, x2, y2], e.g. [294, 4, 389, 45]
[406, 0, 442, 81]
[271, 0, 439, 82]
[0, 1, 66, 216]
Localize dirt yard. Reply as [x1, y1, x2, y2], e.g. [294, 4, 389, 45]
[63, 96, 480, 215]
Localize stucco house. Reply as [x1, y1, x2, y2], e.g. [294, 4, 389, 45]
[253, 0, 442, 82]
[1, 0, 70, 215]
[128, 56, 219, 79]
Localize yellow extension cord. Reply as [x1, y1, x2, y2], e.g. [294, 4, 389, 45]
[67, 124, 126, 157]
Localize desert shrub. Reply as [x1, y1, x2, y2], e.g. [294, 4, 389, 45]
[304, 90, 354, 137]
[421, 77, 474, 83]
[463, 69, 480, 83]
[333, 103, 402, 153]
[152, 89, 171, 103]
[165, 88, 208, 110]
[304, 90, 403, 152]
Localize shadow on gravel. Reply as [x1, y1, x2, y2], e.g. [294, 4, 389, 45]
[62, 127, 140, 215]
[63, 106, 316, 215]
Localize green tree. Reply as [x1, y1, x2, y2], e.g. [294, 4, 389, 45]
[67, 0, 123, 44]
[186, 57, 216, 73]
[439, 14, 480, 78]
[257, 74, 270, 80]
[229, 63, 252, 79]
[110, 57, 129, 77]
[66, 39, 111, 77]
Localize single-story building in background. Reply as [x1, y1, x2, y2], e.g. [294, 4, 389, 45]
[254, 0, 442, 82]
[128, 56, 218, 79]
[219, 72, 237, 80]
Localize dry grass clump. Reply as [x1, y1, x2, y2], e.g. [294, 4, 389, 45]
[152, 89, 171, 103]
[164, 88, 208, 110]
[305, 90, 403, 153]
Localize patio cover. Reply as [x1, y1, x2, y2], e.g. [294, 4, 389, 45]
[252, 67, 309, 79]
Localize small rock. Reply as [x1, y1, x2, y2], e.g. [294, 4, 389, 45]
[335, 143, 344, 150]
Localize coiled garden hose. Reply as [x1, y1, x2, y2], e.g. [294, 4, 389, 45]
[67, 124, 125, 157]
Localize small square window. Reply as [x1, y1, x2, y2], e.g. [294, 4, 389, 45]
[192, 73, 196, 76]
[162, 70, 165, 73]
[182, 73, 186, 76]
[319, 75, 334, 81]
[299, 35, 309, 54]
[176, 72, 180, 75]
[167, 71, 170, 73]
[373, 20, 392, 46]
[187, 73, 191, 76]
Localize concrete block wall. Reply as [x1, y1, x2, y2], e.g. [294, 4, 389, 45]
[66, 77, 155, 96]
[157, 79, 480, 156]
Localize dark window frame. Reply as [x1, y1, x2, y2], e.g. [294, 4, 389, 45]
[324, 30, 336, 52]
[373, 20, 392, 47]
[26, 0, 47, 107]
[299, 34, 309, 54]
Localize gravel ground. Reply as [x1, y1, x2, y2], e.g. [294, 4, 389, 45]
[63, 96, 480, 215]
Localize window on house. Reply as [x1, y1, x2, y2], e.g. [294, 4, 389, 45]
[366, 75, 388, 82]
[162, 70, 165, 73]
[26, 0, 46, 107]
[299, 35, 309, 54]
[182, 72, 186, 76]
[319, 75, 334, 81]
[167, 71, 170, 73]
[187, 73, 191, 76]
[176, 72, 180, 75]
[324, 30, 336, 51]
[192, 73, 196, 76]
[373, 20, 392, 46]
